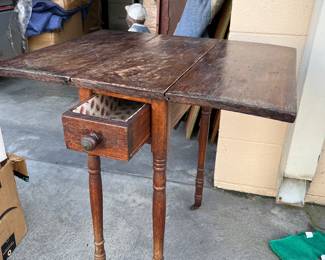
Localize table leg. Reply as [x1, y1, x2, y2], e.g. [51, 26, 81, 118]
[151, 100, 169, 260]
[88, 155, 106, 260]
[191, 107, 212, 210]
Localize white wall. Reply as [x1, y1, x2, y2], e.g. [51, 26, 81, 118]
[283, 0, 325, 180]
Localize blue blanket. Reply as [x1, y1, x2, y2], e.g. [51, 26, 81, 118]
[174, 0, 223, 37]
[26, 0, 87, 37]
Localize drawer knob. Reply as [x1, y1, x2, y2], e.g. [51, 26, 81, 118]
[81, 133, 101, 151]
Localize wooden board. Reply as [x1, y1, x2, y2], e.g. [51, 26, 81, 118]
[185, 105, 200, 139]
[28, 12, 83, 52]
[214, 0, 232, 39]
[143, 0, 158, 33]
[167, 40, 297, 122]
[158, 0, 186, 35]
[0, 30, 216, 99]
[0, 30, 297, 122]
[169, 103, 191, 128]
[0, 31, 156, 84]
[71, 34, 216, 98]
[210, 110, 220, 143]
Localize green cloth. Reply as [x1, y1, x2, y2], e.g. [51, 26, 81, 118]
[269, 231, 325, 260]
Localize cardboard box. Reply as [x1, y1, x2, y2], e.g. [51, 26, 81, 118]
[214, 0, 314, 198]
[52, 0, 88, 10]
[214, 111, 288, 197]
[28, 12, 83, 52]
[230, 0, 314, 36]
[0, 154, 28, 260]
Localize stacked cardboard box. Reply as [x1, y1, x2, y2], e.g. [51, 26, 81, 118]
[214, 0, 315, 197]
[54, 0, 101, 33]
[0, 155, 28, 260]
[52, 0, 88, 10]
[215, 111, 288, 197]
[28, 12, 83, 51]
[28, 0, 86, 51]
[0, 129, 28, 260]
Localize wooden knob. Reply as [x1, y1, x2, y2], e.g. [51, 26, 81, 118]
[81, 133, 101, 151]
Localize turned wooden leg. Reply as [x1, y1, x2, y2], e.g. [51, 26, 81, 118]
[151, 100, 169, 260]
[191, 107, 212, 210]
[88, 155, 106, 260]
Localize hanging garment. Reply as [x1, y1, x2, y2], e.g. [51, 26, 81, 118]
[174, 0, 224, 37]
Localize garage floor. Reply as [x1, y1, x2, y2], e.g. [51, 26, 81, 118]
[0, 78, 316, 259]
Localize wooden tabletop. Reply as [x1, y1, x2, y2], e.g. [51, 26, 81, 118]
[0, 30, 296, 122]
[167, 40, 297, 122]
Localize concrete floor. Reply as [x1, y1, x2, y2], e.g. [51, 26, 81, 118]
[0, 78, 315, 259]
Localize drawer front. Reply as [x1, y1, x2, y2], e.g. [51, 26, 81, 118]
[62, 96, 150, 161]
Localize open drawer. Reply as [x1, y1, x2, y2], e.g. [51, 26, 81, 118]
[62, 95, 151, 161]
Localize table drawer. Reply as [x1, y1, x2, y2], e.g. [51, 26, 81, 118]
[62, 95, 150, 160]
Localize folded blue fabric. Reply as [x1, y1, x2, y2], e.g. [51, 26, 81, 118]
[174, 0, 212, 37]
[26, 0, 87, 37]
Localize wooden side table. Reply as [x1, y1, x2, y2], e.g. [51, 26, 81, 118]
[0, 30, 296, 260]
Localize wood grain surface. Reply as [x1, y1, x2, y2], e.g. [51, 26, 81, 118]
[0, 30, 216, 98]
[166, 40, 297, 122]
[0, 30, 297, 122]
[0, 31, 155, 82]
[71, 34, 216, 98]
[0, 31, 156, 84]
